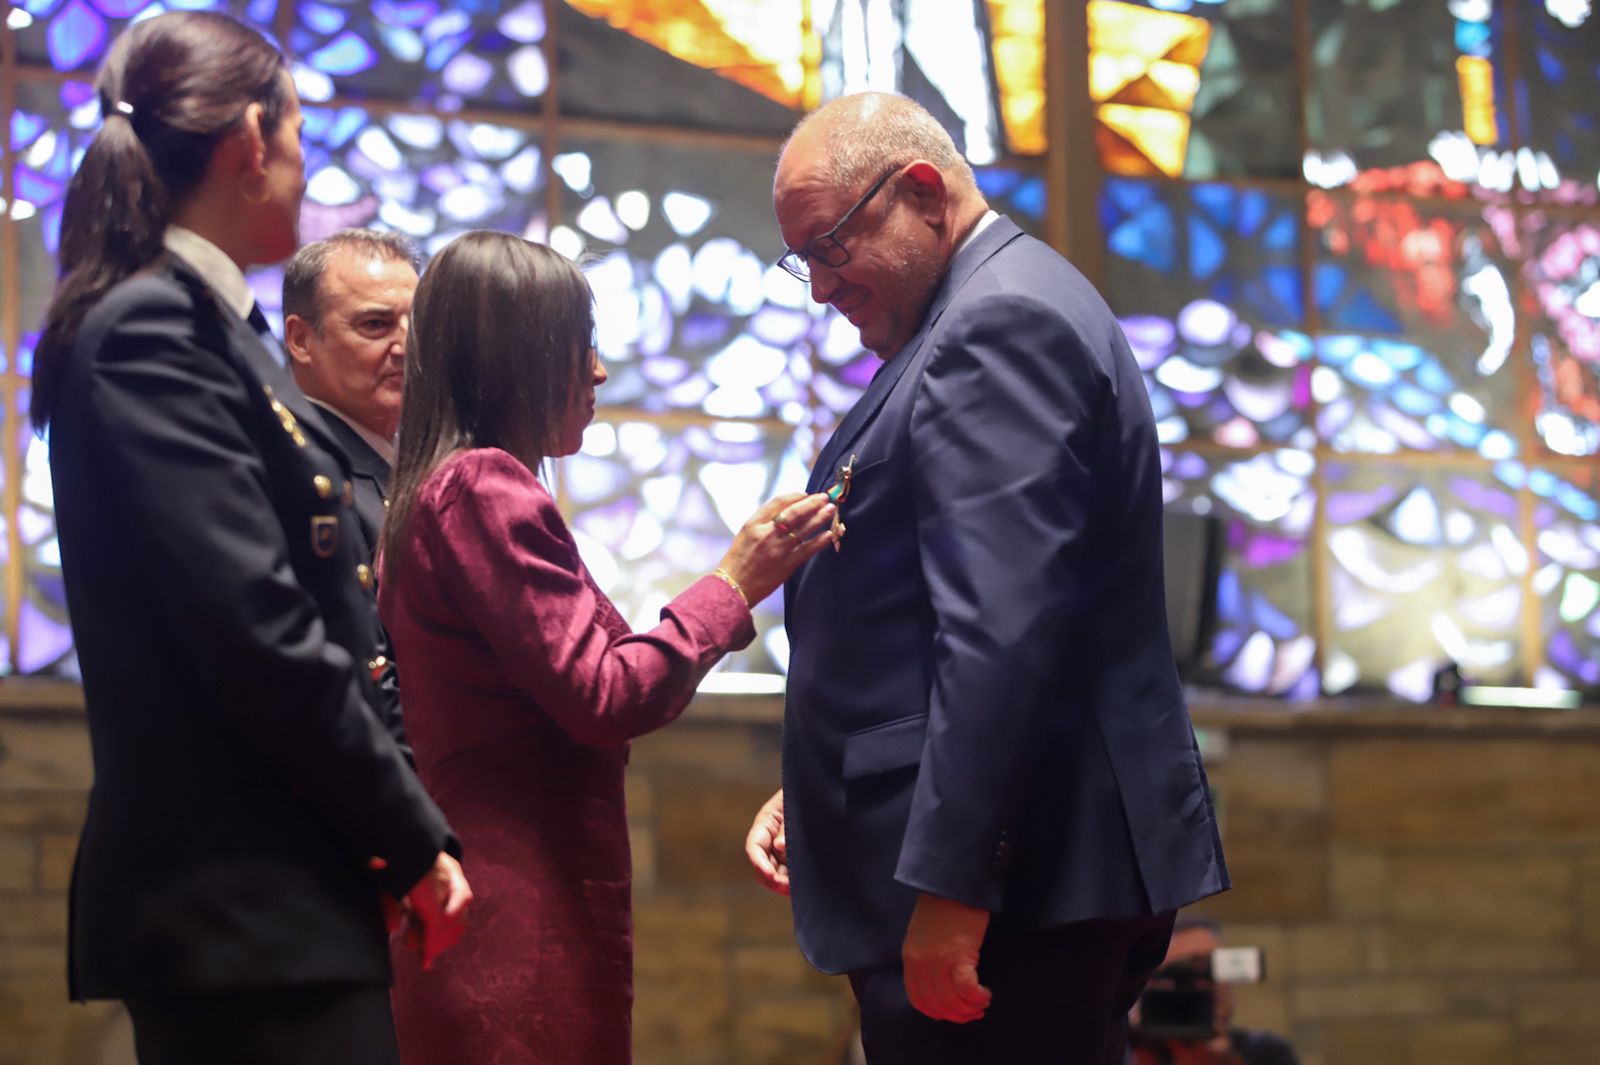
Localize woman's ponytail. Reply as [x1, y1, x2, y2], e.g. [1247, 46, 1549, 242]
[30, 11, 287, 431]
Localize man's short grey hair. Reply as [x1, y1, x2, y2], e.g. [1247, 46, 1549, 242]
[282, 229, 421, 329]
[784, 92, 978, 196]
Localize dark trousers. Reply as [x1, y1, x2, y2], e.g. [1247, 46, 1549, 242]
[125, 983, 399, 1065]
[849, 912, 1176, 1065]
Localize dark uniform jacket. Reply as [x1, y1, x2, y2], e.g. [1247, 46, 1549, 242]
[51, 254, 455, 1000]
[313, 406, 407, 762]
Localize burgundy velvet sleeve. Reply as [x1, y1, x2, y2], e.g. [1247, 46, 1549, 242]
[423, 449, 754, 746]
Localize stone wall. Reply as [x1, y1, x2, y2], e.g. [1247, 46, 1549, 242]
[3, 685, 1599, 1065]
[1192, 704, 1600, 1065]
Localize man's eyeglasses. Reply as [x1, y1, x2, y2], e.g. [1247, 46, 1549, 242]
[776, 166, 902, 282]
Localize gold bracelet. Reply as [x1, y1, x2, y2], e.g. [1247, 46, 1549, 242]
[711, 567, 749, 608]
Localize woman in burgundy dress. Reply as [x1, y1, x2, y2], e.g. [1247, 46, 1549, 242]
[378, 231, 837, 1065]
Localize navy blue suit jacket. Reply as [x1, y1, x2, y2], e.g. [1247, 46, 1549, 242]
[781, 217, 1228, 976]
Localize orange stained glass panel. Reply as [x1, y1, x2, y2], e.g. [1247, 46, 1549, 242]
[1087, 0, 1209, 68]
[987, 0, 1047, 155]
[567, 0, 808, 108]
[1098, 103, 1192, 177]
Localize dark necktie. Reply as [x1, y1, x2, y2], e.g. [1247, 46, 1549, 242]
[247, 303, 287, 369]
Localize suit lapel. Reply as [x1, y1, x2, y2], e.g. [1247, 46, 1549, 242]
[809, 216, 1026, 489]
[320, 410, 392, 500]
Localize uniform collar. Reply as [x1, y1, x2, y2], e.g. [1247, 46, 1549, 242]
[163, 226, 255, 320]
[307, 397, 398, 467]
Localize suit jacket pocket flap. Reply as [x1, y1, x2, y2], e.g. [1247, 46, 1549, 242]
[842, 714, 928, 780]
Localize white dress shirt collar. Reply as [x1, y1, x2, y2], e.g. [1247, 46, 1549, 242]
[954, 209, 1001, 259]
[163, 226, 255, 320]
[307, 398, 398, 466]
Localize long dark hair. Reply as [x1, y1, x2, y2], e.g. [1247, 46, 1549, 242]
[381, 232, 595, 584]
[32, 11, 289, 431]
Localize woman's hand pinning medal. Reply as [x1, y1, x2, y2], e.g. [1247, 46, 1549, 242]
[716, 490, 839, 606]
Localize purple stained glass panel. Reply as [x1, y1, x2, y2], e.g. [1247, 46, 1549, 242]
[15, 376, 75, 676]
[1160, 448, 1318, 697]
[558, 137, 825, 430]
[1521, 215, 1600, 458]
[11, 81, 101, 340]
[15, 0, 261, 74]
[297, 104, 547, 251]
[563, 417, 812, 679]
[290, 0, 549, 108]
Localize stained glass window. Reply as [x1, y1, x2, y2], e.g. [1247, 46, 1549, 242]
[1514, 0, 1600, 205]
[5, 0, 1599, 706]
[1092, 0, 1297, 180]
[560, 0, 1045, 159]
[815, 0, 1004, 162]
[9, 0, 266, 74]
[15, 370, 72, 676]
[1532, 466, 1600, 695]
[1521, 215, 1600, 457]
[1323, 461, 1526, 700]
[1162, 448, 1318, 697]
[564, 417, 811, 680]
[11, 80, 100, 332]
[1306, 0, 1511, 194]
[556, 1, 805, 135]
[289, 0, 550, 109]
[975, 164, 1049, 240]
[1103, 178, 1311, 448]
[1310, 195, 1520, 456]
[554, 137, 819, 425]
[986, 0, 1047, 155]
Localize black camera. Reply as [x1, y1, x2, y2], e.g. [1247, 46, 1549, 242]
[1130, 947, 1265, 1045]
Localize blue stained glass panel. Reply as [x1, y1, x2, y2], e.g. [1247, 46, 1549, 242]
[1102, 177, 1310, 448]
[974, 165, 1048, 240]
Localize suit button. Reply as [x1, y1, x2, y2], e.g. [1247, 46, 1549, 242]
[313, 475, 333, 499]
[368, 655, 388, 681]
[343, 480, 354, 506]
[356, 563, 373, 590]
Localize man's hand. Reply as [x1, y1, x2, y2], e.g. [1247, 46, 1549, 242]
[404, 851, 473, 971]
[902, 892, 992, 1023]
[744, 788, 789, 895]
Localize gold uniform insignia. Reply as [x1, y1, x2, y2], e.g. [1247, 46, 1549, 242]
[311, 515, 339, 558]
